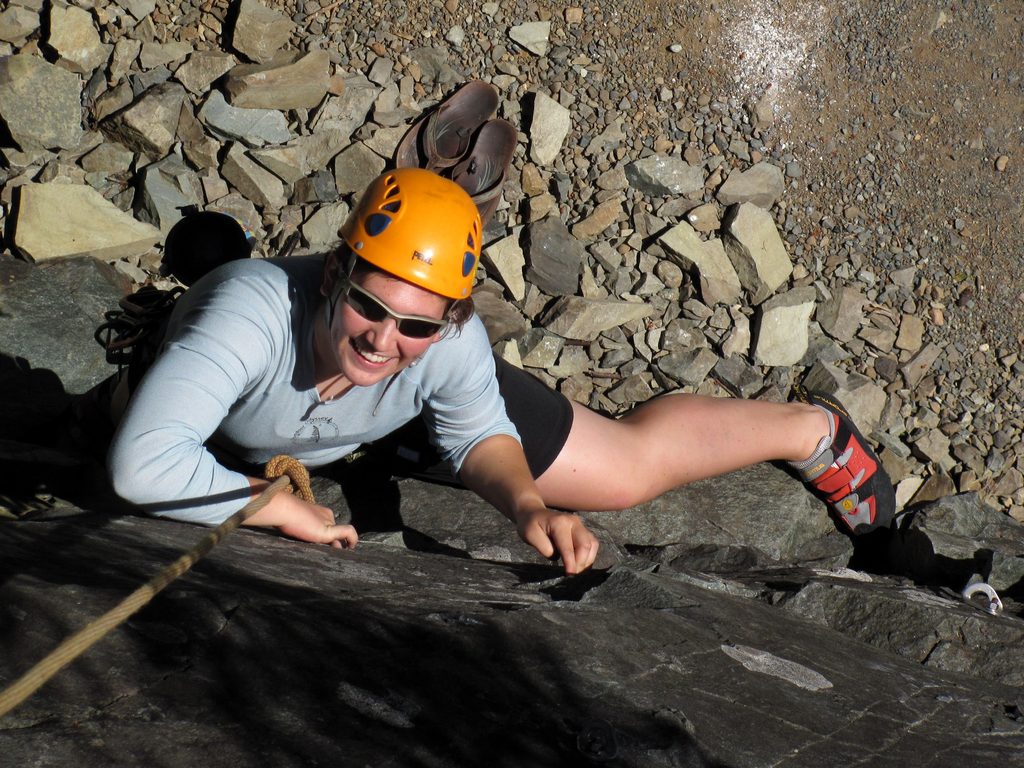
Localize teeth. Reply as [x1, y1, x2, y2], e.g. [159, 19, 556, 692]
[354, 340, 390, 364]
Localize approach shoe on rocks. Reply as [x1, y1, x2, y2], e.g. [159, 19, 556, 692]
[790, 386, 896, 535]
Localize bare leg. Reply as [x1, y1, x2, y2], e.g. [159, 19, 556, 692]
[535, 394, 830, 511]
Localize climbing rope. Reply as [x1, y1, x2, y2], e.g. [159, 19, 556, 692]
[0, 455, 314, 719]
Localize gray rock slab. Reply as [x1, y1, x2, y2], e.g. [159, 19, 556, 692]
[231, 0, 295, 64]
[542, 296, 653, 341]
[587, 463, 842, 563]
[0, 254, 126, 394]
[779, 572, 1024, 685]
[658, 221, 741, 306]
[0, 54, 84, 151]
[528, 91, 571, 165]
[4, 511, 1019, 767]
[754, 286, 817, 366]
[524, 216, 583, 296]
[332, 142, 386, 196]
[47, 2, 109, 76]
[174, 50, 238, 95]
[625, 155, 703, 196]
[13, 182, 161, 262]
[722, 202, 793, 305]
[101, 81, 187, 158]
[716, 161, 786, 208]
[221, 143, 288, 210]
[472, 282, 531, 344]
[137, 154, 203, 234]
[197, 90, 292, 148]
[891, 493, 1024, 593]
[224, 51, 331, 110]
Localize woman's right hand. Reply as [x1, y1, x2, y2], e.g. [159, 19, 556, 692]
[275, 498, 359, 549]
[244, 481, 359, 549]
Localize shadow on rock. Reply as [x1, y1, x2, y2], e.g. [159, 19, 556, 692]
[0, 516, 729, 768]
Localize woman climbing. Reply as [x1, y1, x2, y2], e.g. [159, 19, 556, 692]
[107, 167, 895, 575]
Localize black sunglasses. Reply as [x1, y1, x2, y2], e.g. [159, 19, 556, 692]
[338, 279, 448, 339]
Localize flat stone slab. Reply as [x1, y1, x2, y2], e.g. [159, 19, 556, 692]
[1, 511, 1022, 767]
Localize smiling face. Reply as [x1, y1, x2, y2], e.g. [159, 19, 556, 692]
[316, 256, 449, 391]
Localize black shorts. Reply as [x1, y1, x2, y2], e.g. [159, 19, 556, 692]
[369, 356, 575, 484]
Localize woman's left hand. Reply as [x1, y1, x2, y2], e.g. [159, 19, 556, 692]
[517, 508, 600, 575]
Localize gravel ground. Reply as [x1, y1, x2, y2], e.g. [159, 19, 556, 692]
[3, 0, 1021, 514]
[289, 0, 1023, 505]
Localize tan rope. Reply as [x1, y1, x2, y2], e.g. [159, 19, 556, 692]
[0, 463, 307, 719]
[263, 454, 315, 504]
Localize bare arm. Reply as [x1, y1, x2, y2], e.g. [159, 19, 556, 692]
[458, 435, 599, 575]
[243, 477, 358, 550]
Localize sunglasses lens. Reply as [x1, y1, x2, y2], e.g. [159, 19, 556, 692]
[397, 319, 442, 339]
[344, 288, 388, 323]
[342, 283, 445, 338]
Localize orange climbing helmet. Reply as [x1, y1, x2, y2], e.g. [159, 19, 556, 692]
[340, 168, 482, 299]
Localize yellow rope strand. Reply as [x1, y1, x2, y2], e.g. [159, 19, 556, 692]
[0, 470, 299, 719]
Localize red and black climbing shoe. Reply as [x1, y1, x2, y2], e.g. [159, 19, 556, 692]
[790, 386, 896, 535]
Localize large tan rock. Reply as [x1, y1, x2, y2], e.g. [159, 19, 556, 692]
[13, 183, 160, 262]
[224, 51, 331, 110]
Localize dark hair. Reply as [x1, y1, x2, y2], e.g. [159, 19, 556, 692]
[334, 244, 475, 332]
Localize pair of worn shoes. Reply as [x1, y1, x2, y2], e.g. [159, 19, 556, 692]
[394, 80, 517, 226]
[790, 386, 897, 536]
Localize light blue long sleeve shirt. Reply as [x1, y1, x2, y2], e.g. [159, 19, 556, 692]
[108, 256, 518, 524]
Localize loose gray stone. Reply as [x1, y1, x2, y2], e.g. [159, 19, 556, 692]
[0, 54, 84, 151]
[657, 346, 720, 386]
[231, 0, 295, 64]
[481, 230, 526, 302]
[528, 91, 571, 166]
[310, 73, 380, 142]
[685, 202, 720, 233]
[224, 51, 331, 110]
[896, 314, 926, 353]
[13, 182, 160, 262]
[716, 162, 786, 209]
[571, 198, 623, 242]
[301, 200, 349, 250]
[221, 143, 288, 209]
[817, 286, 866, 343]
[525, 216, 583, 296]
[722, 203, 793, 305]
[333, 142, 386, 196]
[101, 81, 187, 158]
[0, 6, 40, 44]
[136, 154, 203, 234]
[109, 38, 141, 83]
[754, 287, 817, 366]
[198, 90, 291, 147]
[518, 328, 564, 368]
[258, 129, 349, 184]
[659, 222, 741, 306]
[901, 342, 943, 389]
[47, 2, 109, 76]
[801, 361, 888, 434]
[625, 155, 704, 196]
[174, 50, 238, 95]
[542, 296, 654, 341]
[508, 20, 551, 56]
[138, 40, 192, 71]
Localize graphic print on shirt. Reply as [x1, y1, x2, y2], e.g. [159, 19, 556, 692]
[292, 416, 340, 444]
